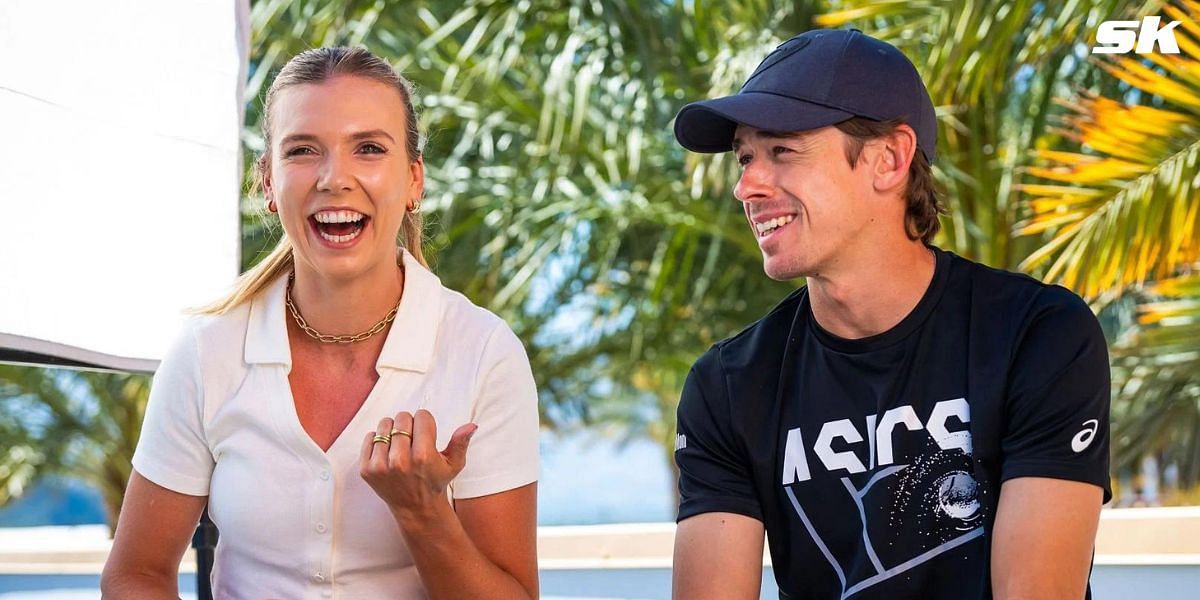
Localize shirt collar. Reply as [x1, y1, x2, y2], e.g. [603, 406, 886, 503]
[244, 248, 443, 372]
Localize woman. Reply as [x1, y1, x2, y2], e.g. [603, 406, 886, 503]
[101, 47, 540, 599]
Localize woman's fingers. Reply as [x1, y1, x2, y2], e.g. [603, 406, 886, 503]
[359, 409, 472, 506]
[411, 409, 438, 466]
[360, 416, 395, 483]
[388, 411, 415, 468]
[442, 423, 478, 473]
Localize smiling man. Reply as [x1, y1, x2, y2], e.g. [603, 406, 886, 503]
[670, 29, 1111, 600]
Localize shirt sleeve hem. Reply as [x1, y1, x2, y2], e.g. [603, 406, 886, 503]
[677, 497, 763, 524]
[131, 457, 210, 497]
[451, 466, 539, 500]
[1000, 459, 1112, 501]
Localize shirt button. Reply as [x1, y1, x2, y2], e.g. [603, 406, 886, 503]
[312, 572, 325, 583]
[319, 470, 330, 480]
[316, 522, 327, 533]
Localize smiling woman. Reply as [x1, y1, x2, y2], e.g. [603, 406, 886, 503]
[99, 48, 540, 600]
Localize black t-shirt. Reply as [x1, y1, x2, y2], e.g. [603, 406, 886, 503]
[675, 247, 1111, 600]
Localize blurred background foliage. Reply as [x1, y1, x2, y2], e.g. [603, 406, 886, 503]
[3, 0, 1199, 522]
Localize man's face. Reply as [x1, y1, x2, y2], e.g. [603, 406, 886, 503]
[732, 125, 875, 281]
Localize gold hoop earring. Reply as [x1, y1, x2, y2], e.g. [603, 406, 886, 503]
[268, 199, 277, 213]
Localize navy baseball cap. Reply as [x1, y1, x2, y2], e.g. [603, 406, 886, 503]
[674, 29, 938, 163]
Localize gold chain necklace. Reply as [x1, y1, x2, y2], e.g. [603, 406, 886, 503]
[285, 272, 401, 344]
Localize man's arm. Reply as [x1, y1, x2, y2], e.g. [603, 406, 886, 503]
[991, 477, 1103, 600]
[673, 512, 765, 600]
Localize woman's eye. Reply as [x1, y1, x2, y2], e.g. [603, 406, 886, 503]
[772, 146, 793, 156]
[359, 143, 386, 154]
[737, 153, 752, 166]
[284, 146, 314, 157]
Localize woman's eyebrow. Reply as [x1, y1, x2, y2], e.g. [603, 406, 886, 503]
[350, 129, 396, 143]
[279, 130, 397, 146]
[279, 133, 319, 146]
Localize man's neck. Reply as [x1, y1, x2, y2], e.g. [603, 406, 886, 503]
[806, 241, 937, 341]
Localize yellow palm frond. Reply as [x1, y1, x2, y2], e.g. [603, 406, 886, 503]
[1019, 0, 1200, 298]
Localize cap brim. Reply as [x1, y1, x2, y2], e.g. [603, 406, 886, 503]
[674, 92, 855, 153]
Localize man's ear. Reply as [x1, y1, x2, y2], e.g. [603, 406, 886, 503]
[871, 124, 917, 194]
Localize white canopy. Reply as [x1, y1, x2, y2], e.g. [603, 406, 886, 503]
[0, 0, 249, 372]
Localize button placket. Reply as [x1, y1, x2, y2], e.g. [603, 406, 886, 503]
[310, 458, 336, 589]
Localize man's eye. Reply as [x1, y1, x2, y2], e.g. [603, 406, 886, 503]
[772, 146, 793, 156]
[737, 154, 752, 166]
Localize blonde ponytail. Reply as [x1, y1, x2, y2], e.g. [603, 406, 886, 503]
[193, 237, 293, 315]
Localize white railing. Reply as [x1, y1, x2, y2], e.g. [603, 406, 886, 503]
[2, 507, 1199, 575]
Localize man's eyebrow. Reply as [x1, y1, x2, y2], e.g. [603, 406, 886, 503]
[758, 130, 805, 141]
[732, 130, 812, 151]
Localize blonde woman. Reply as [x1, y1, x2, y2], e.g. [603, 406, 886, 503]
[101, 47, 539, 599]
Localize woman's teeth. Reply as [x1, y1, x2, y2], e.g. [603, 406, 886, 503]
[319, 229, 362, 243]
[314, 210, 365, 224]
[312, 209, 367, 243]
[756, 215, 795, 236]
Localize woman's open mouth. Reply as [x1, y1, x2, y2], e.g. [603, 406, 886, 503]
[309, 209, 369, 246]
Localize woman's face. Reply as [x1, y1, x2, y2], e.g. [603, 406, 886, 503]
[264, 75, 423, 283]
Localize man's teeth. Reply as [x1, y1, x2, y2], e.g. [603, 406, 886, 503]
[756, 215, 796, 235]
[314, 210, 365, 224]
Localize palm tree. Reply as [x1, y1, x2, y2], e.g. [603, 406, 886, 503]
[243, 0, 813, 490]
[0, 366, 148, 532]
[816, 0, 1133, 269]
[1017, 0, 1200, 493]
[243, 0, 1200, 501]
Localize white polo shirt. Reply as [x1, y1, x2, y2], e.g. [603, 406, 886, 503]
[132, 249, 540, 599]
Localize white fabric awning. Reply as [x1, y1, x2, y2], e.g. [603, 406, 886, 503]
[0, 0, 249, 372]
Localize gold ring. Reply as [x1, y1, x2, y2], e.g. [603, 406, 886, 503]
[372, 434, 391, 444]
[391, 429, 413, 439]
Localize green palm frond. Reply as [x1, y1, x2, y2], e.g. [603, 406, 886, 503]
[1110, 271, 1200, 486]
[818, 0, 1131, 268]
[0, 366, 149, 530]
[246, 0, 803, 429]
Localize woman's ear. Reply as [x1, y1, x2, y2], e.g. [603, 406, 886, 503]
[408, 157, 426, 206]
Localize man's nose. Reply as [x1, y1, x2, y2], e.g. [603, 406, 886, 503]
[734, 159, 772, 204]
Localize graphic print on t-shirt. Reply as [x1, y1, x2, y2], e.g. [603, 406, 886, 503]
[780, 397, 983, 600]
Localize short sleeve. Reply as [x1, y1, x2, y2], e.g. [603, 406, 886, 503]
[1000, 286, 1112, 502]
[451, 323, 540, 499]
[131, 319, 214, 496]
[675, 350, 762, 523]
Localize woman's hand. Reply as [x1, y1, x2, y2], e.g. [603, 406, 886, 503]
[360, 409, 477, 521]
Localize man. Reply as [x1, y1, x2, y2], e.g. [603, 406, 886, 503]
[671, 29, 1110, 600]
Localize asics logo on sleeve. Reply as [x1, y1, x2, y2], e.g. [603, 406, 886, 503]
[675, 434, 687, 451]
[1071, 419, 1100, 453]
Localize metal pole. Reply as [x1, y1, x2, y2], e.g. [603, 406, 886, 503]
[192, 507, 218, 600]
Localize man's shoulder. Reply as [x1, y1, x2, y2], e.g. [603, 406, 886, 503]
[947, 249, 1090, 311]
[693, 285, 806, 376]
